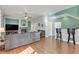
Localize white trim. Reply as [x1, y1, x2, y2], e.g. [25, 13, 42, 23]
[76, 42, 79, 45]
[70, 41, 79, 45]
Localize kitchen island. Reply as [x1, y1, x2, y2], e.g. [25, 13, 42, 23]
[5, 32, 40, 50]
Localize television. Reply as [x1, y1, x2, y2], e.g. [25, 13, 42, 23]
[6, 24, 18, 30]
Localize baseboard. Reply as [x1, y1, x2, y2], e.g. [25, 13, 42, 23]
[45, 36, 79, 45]
[70, 41, 79, 45]
[45, 35, 55, 38]
[63, 39, 79, 45]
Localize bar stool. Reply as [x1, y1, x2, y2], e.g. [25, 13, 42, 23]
[67, 28, 75, 45]
[56, 28, 62, 40]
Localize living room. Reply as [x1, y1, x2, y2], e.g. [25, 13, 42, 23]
[0, 5, 79, 54]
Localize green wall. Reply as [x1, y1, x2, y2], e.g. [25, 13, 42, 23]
[55, 16, 79, 28]
[62, 16, 79, 28]
[21, 19, 28, 26]
[53, 6, 79, 17]
[5, 18, 19, 25]
[27, 20, 31, 31]
[53, 6, 79, 29]
[5, 18, 31, 26]
[5, 18, 31, 31]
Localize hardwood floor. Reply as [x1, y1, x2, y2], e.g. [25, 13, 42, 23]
[0, 36, 79, 54]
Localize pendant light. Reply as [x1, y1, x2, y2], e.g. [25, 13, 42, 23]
[24, 12, 28, 19]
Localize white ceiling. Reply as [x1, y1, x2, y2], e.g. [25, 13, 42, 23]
[0, 5, 75, 19]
